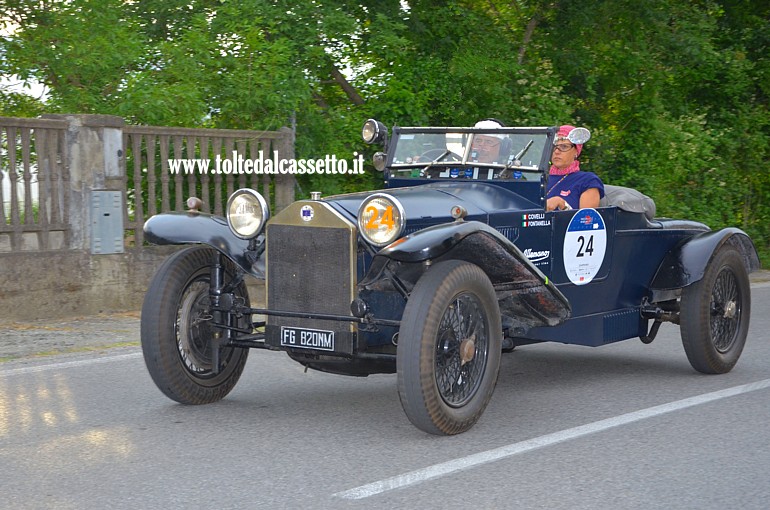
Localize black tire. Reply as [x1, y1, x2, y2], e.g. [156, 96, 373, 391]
[680, 246, 751, 374]
[397, 260, 502, 435]
[141, 246, 249, 404]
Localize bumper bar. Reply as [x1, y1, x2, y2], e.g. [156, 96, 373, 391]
[212, 305, 402, 328]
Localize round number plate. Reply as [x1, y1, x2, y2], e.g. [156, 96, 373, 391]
[563, 208, 606, 285]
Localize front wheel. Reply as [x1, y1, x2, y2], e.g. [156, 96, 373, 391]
[397, 260, 502, 435]
[141, 246, 250, 404]
[680, 246, 751, 374]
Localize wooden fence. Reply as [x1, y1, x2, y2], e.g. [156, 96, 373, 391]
[122, 125, 294, 246]
[0, 117, 70, 251]
[0, 115, 295, 252]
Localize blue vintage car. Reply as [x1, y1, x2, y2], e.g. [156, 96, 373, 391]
[141, 120, 760, 435]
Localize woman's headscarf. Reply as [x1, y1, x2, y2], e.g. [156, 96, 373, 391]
[549, 124, 583, 176]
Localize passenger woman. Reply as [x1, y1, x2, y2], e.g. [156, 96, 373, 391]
[546, 125, 604, 211]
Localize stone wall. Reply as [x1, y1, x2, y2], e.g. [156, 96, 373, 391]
[0, 246, 266, 321]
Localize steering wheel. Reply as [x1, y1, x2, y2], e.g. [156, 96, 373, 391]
[415, 148, 461, 177]
[417, 148, 461, 163]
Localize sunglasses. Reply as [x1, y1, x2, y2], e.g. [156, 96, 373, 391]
[552, 143, 576, 152]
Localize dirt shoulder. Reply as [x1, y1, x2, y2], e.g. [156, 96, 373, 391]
[0, 311, 141, 361]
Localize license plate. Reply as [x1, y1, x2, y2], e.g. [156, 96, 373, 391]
[280, 326, 335, 351]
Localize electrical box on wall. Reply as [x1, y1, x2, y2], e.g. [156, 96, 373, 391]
[91, 190, 124, 254]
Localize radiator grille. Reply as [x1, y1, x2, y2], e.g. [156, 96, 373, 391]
[267, 224, 352, 318]
[265, 211, 356, 353]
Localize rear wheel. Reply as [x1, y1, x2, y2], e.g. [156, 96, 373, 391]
[680, 246, 750, 374]
[397, 260, 502, 435]
[141, 246, 250, 403]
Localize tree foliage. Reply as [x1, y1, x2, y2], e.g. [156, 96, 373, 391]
[1, 0, 768, 262]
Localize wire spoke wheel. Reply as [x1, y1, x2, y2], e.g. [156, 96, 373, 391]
[434, 293, 489, 407]
[681, 246, 750, 374]
[141, 246, 250, 404]
[398, 260, 502, 435]
[175, 278, 244, 378]
[709, 267, 741, 353]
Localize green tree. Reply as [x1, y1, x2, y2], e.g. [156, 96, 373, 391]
[534, 0, 769, 262]
[1, 0, 767, 262]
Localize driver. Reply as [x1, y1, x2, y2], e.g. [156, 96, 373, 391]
[471, 119, 505, 164]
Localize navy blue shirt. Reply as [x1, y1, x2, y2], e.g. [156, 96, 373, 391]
[546, 171, 605, 209]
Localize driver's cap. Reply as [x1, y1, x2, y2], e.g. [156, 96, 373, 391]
[474, 119, 505, 139]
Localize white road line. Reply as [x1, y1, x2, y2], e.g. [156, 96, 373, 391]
[333, 378, 770, 500]
[0, 352, 142, 377]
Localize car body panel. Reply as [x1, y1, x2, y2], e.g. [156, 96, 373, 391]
[651, 227, 760, 290]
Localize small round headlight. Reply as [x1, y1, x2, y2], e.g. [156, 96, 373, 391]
[227, 189, 269, 239]
[357, 193, 405, 247]
[372, 151, 387, 172]
[362, 119, 387, 144]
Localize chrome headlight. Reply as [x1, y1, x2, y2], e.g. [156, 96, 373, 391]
[372, 151, 387, 172]
[226, 189, 269, 239]
[362, 119, 387, 144]
[357, 193, 405, 247]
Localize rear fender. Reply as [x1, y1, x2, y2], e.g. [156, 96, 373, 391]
[362, 221, 571, 328]
[143, 212, 260, 276]
[651, 228, 760, 291]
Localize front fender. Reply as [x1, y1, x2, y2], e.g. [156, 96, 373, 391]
[365, 221, 571, 328]
[378, 220, 493, 263]
[651, 227, 760, 290]
[144, 212, 259, 276]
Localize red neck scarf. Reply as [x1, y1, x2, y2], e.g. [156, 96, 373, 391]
[549, 160, 580, 176]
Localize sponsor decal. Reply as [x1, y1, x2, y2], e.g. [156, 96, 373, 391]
[521, 212, 551, 228]
[300, 205, 314, 222]
[560, 190, 572, 197]
[523, 248, 550, 262]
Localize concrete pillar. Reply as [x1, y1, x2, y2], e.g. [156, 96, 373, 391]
[275, 126, 297, 212]
[42, 114, 125, 252]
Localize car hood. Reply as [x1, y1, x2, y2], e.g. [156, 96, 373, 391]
[328, 182, 540, 222]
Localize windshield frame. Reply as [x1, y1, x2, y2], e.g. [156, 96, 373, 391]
[385, 126, 558, 179]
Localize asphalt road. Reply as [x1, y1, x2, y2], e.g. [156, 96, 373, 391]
[2, 284, 770, 510]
